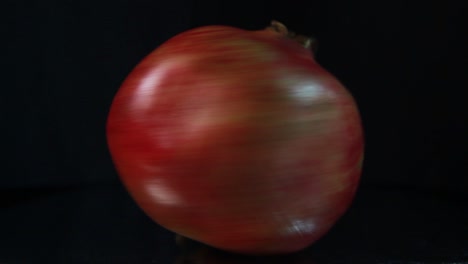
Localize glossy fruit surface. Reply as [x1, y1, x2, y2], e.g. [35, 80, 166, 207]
[107, 22, 364, 255]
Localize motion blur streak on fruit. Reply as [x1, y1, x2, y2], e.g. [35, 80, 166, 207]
[107, 21, 364, 255]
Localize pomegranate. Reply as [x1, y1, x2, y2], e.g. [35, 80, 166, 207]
[107, 21, 364, 255]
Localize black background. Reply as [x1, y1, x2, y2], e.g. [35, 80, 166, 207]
[3, 0, 468, 263]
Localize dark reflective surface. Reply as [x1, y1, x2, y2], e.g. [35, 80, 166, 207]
[175, 239, 317, 264]
[0, 183, 467, 263]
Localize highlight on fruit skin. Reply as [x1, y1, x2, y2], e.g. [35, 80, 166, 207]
[106, 20, 364, 255]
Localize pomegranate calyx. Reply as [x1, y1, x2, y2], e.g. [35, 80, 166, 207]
[266, 20, 318, 53]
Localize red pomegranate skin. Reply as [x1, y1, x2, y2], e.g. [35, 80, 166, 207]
[107, 25, 364, 255]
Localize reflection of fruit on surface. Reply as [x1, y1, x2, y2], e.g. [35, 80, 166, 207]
[175, 237, 317, 264]
[107, 21, 364, 254]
